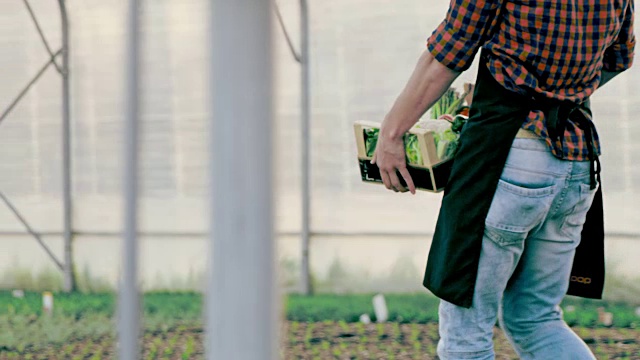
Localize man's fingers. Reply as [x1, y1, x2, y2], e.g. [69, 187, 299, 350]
[388, 171, 407, 193]
[371, 152, 377, 164]
[398, 167, 416, 194]
[380, 170, 392, 190]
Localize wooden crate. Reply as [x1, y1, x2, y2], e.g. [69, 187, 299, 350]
[353, 121, 454, 193]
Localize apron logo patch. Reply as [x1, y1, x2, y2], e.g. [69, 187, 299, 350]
[571, 276, 592, 284]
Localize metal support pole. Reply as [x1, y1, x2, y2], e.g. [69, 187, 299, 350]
[300, 0, 312, 295]
[207, 0, 277, 359]
[118, 0, 141, 358]
[58, 0, 75, 293]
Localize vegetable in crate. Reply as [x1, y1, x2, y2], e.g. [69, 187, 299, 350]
[364, 128, 379, 158]
[363, 128, 423, 166]
[415, 120, 460, 160]
[434, 128, 459, 159]
[404, 134, 422, 166]
[362, 109, 470, 168]
[430, 85, 472, 119]
[451, 114, 468, 133]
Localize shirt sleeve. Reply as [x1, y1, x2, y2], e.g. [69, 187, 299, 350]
[603, 1, 635, 72]
[427, 0, 503, 72]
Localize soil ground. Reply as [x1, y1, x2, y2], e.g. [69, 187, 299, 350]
[1, 322, 638, 359]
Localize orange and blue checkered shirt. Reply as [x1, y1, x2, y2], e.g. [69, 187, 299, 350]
[428, 0, 636, 160]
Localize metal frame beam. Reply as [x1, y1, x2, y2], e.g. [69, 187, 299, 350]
[0, 0, 76, 292]
[0, 191, 63, 269]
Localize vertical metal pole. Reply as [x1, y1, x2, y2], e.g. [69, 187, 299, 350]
[119, 0, 141, 358]
[207, 0, 277, 359]
[300, 0, 312, 295]
[58, 0, 76, 293]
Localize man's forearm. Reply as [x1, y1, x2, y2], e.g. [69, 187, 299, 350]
[381, 50, 461, 140]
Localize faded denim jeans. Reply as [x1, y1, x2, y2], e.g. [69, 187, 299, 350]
[437, 138, 598, 360]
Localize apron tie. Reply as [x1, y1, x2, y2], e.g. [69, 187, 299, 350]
[539, 100, 600, 190]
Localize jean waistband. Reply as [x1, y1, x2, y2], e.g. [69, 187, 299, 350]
[508, 138, 593, 179]
[511, 138, 550, 152]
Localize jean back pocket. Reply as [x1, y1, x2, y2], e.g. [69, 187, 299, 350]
[560, 182, 598, 239]
[485, 179, 557, 246]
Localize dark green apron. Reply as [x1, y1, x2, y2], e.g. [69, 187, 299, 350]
[423, 50, 605, 308]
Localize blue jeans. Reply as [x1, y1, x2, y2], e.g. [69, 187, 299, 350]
[437, 138, 598, 360]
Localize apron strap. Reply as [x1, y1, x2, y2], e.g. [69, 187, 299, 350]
[570, 106, 600, 190]
[538, 100, 600, 189]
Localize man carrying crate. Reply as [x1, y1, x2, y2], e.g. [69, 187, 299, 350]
[372, 0, 634, 358]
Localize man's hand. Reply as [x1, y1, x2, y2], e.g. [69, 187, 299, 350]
[372, 49, 461, 195]
[371, 133, 415, 194]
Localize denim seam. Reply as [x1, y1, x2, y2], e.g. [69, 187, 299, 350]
[440, 349, 493, 354]
[503, 163, 567, 177]
[511, 139, 549, 152]
[516, 321, 568, 352]
[439, 348, 494, 356]
[559, 183, 598, 238]
[484, 227, 527, 246]
[510, 145, 550, 152]
[551, 176, 571, 216]
[497, 181, 557, 198]
[498, 311, 528, 359]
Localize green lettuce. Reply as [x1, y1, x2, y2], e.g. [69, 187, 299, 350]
[363, 129, 423, 166]
[434, 128, 460, 159]
[404, 134, 422, 166]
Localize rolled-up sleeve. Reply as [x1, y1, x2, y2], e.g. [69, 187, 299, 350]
[603, 1, 635, 71]
[427, 0, 503, 72]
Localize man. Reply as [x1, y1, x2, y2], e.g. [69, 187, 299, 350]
[372, 0, 634, 358]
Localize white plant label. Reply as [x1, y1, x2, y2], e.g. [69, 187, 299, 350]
[373, 293, 388, 323]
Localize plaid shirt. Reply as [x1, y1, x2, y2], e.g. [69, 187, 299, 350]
[428, 0, 636, 160]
